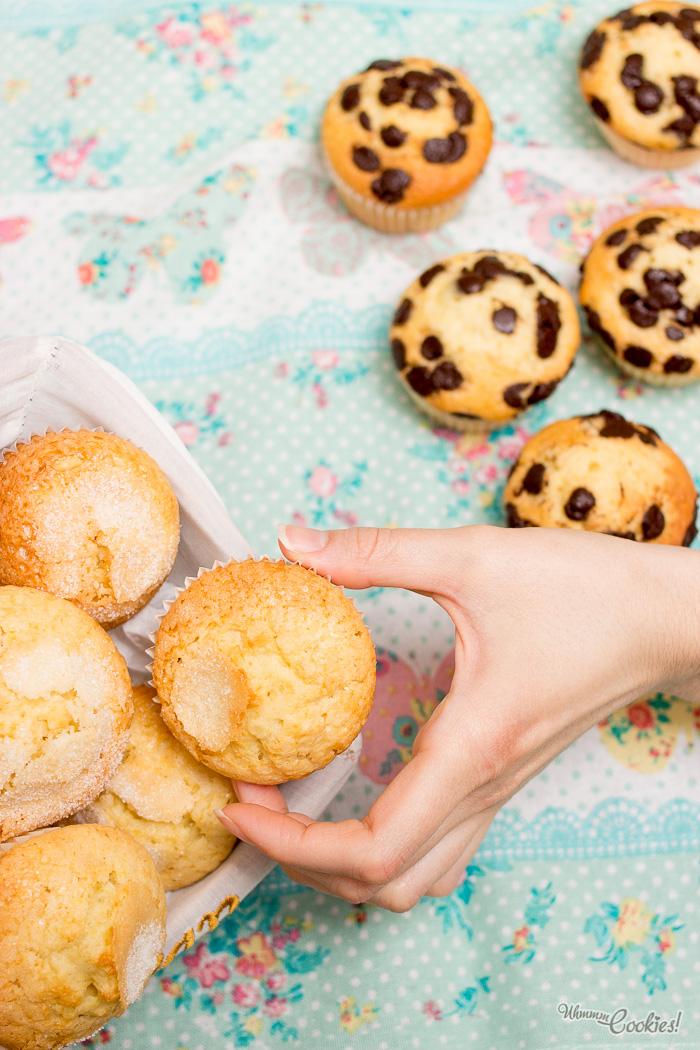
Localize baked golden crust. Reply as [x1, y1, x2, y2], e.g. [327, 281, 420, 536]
[0, 430, 180, 628]
[0, 586, 132, 842]
[153, 559, 376, 784]
[0, 824, 166, 1050]
[322, 57, 492, 210]
[580, 206, 700, 384]
[504, 411, 698, 545]
[578, 2, 700, 153]
[75, 685, 236, 890]
[390, 251, 580, 425]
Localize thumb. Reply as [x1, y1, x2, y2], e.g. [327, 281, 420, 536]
[277, 524, 466, 593]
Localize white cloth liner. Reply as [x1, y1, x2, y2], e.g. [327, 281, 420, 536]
[0, 335, 361, 960]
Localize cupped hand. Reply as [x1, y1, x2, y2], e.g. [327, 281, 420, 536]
[217, 523, 700, 911]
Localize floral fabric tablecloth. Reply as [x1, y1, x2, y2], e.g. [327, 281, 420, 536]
[2, 1, 700, 1047]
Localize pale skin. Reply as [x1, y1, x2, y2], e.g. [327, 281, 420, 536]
[217, 523, 700, 912]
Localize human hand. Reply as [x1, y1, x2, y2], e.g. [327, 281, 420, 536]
[217, 524, 700, 911]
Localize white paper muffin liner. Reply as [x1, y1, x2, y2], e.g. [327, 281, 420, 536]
[0, 336, 363, 969]
[594, 118, 700, 171]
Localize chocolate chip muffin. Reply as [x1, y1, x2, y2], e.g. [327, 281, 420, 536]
[504, 411, 698, 545]
[321, 58, 492, 232]
[580, 206, 700, 385]
[579, 2, 700, 168]
[390, 251, 581, 431]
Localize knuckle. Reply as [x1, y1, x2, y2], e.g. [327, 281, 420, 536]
[356, 848, 400, 886]
[353, 527, 386, 566]
[376, 885, 421, 914]
[340, 883, 373, 905]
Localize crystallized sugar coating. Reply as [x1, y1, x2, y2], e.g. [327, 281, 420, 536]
[0, 824, 166, 1050]
[0, 430, 180, 628]
[153, 560, 377, 784]
[0, 586, 132, 841]
[75, 685, 236, 890]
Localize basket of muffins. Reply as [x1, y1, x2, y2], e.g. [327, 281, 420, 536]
[0, 337, 377, 1050]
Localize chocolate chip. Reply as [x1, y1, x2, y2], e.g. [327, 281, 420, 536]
[673, 76, 700, 123]
[534, 263, 560, 285]
[536, 295, 561, 358]
[581, 29, 606, 69]
[381, 124, 407, 147]
[683, 513, 698, 547]
[635, 81, 663, 114]
[666, 113, 696, 137]
[476, 255, 534, 285]
[676, 305, 695, 326]
[503, 383, 530, 409]
[449, 86, 473, 125]
[565, 487, 596, 521]
[620, 13, 645, 29]
[341, 84, 361, 111]
[606, 228, 627, 247]
[423, 131, 467, 164]
[406, 366, 434, 396]
[457, 272, 484, 294]
[379, 76, 405, 106]
[624, 345, 653, 368]
[666, 325, 685, 341]
[608, 530, 637, 540]
[391, 338, 406, 369]
[681, 8, 700, 21]
[590, 96, 611, 121]
[620, 288, 638, 306]
[421, 335, 443, 360]
[642, 505, 665, 541]
[645, 267, 684, 287]
[371, 168, 411, 203]
[650, 10, 674, 23]
[621, 53, 644, 89]
[353, 146, 380, 172]
[493, 306, 517, 334]
[618, 243, 645, 269]
[411, 88, 437, 110]
[598, 412, 637, 439]
[433, 66, 456, 81]
[664, 353, 694, 373]
[636, 216, 663, 236]
[522, 463, 545, 495]
[584, 306, 616, 350]
[677, 230, 700, 248]
[402, 70, 441, 91]
[359, 111, 371, 130]
[528, 380, 559, 404]
[419, 263, 445, 288]
[431, 361, 463, 390]
[627, 299, 659, 327]
[505, 502, 534, 528]
[393, 298, 412, 326]
[367, 59, 402, 71]
[644, 272, 681, 309]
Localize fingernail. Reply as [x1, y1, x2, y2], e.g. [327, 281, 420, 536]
[277, 524, 328, 553]
[215, 808, 249, 843]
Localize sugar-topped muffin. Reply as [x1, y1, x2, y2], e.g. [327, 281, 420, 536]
[504, 410, 698, 545]
[579, 2, 700, 168]
[75, 684, 237, 890]
[0, 585, 132, 841]
[390, 251, 581, 431]
[580, 206, 700, 385]
[153, 559, 376, 784]
[322, 57, 492, 232]
[0, 429, 180, 628]
[0, 824, 166, 1050]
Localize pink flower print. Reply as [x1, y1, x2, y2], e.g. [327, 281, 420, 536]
[0, 217, 32, 244]
[173, 420, 199, 446]
[194, 49, 217, 70]
[512, 925, 531, 954]
[78, 262, 98, 286]
[452, 479, 470, 496]
[497, 428, 530, 461]
[265, 971, 286, 992]
[271, 933, 287, 950]
[199, 257, 220, 285]
[423, 1000, 443, 1021]
[275, 362, 290, 379]
[333, 508, 358, 527]
[205, 392, 221, 416]
[473, 463, 498, 485]
[200, 12, 232, 42]
[312, 382, 328, 409]
[156, 17, 195, 48]
[263, 997, 288, 1019]
[287, 927, 301, 943]
[312, 349, 340, 371]
[48, 137, 97, 181]
[657, 929, 676, 954]
[308, 464, 337, 498]
[183, 943, 231, 988]
[232, 983, 260, 1008]
[291, 511, 306, 526]
[218, 431, 234, 447]
[235, 933, 279, 979]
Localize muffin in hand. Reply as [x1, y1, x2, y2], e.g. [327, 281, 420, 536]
[322, 57, 492, 232]
[0, 429, 180, 628]
[579, 2, 700, 168]
[153, 559, 376, 784]
[390, 251, 580, 432]
[504, 410, 698, 546]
